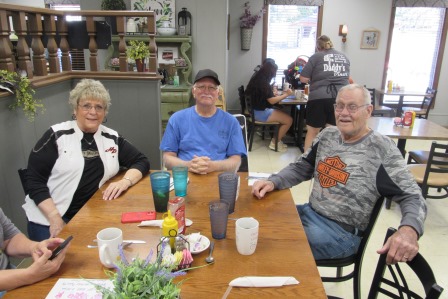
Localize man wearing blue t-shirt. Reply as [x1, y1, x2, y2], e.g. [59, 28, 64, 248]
[160, 69, 246, 174]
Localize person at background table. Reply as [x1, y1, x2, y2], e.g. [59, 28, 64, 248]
[0, 208, 68, 296]
[300, 35, 353, 152]
[245, 60, 293, 152]
[252, 84, 426, 265]
[161, 69, 246, 174]
[22, 79, 150, 241]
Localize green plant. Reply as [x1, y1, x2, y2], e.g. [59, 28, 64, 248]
[0, 70, 44, 122]
[101, 0, 126, 10]
[127, 40, 150, 61]
[95, 243, 185, 298]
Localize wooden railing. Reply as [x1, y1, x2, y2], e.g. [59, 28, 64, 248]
[0, 3, 158, 86]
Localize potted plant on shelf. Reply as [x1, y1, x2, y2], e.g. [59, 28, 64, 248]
[239, 1, 265, 50]
[101, 0, 126, 34]
[0, 70, 44, 122]
[127, 40, 150, 72]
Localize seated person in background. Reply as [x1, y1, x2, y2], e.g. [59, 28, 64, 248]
[0, 208, 68, 296]
[160, 69, 246, 174]
[245, 60, 293, 152]
[23, 79, 150, 241]
[252, 84, 426, 264]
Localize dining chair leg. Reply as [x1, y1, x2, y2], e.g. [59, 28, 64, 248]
[248, 125, 254, 151]
[385, 198, 392, 209]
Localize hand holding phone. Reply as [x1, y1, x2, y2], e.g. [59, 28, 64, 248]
[49, 235, 73, 260]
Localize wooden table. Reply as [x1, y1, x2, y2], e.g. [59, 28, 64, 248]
[6, 172, 326, 298]
[367, 117, 448, 157]
[376, 89, 432, 117]
[281, 95, 308, 152]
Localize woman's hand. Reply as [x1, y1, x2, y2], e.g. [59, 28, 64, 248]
[48, 214, 65, 238]
[103, 179, 131, 200]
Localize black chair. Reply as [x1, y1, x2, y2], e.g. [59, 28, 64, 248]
[244, 94, 281, 152]
[409, 87, 437, 119]
[18, 168, 29, 195]
[367, 227, 444, 299]
[233, 114, 249, 172]
[238, 85, 249, 118]
[407, 142, 448, 199]
[366, 87, 394, 117]
[316, 196, 385, 299]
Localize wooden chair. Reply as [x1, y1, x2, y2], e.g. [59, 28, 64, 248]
[367, 227, 444, 299]
[244, 95, 281, 152]
[408, 87, 437, 119]
[366, 87, 394, 117]
[407, 142, 448, 199]
[316, 196, 385, 299]
[233, 114, 249, 172]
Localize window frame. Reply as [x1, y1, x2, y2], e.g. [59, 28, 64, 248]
[380, 7, 448, 108]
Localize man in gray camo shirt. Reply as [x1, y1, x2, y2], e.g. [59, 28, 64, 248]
[252, 84, 426, 264]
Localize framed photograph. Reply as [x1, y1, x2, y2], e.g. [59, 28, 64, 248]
[131, 0, 175, 28]
[158, 47, 178, 64]
[361, 30, 380, 49]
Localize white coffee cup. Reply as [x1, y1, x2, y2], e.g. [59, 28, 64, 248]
[283, 83, 292, 91]
[235, 217, 259, 255]
[97, 227, 123, 268]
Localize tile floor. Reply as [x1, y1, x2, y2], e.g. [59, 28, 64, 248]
[247, 135, 448, 299]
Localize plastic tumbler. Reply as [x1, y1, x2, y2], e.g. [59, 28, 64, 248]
[150, 171, 171, 213]
[172, 166, 188, 196]
[209, 201, 229, 239]
[218, 172, 239, 214]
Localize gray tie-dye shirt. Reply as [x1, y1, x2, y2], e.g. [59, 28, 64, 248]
[269, 126, 426, 235]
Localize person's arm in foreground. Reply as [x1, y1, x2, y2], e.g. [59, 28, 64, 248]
[103, 137, 150, 200]
[376, 143, 426, 265]
[164, 152, 241, 175]
[0, 234, 67, 291]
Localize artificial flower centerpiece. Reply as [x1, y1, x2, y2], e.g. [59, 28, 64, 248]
[96, 242, 190, 299]
[239, 1, 265, 29]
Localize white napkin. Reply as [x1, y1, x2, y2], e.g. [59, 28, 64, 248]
[229, 276, 299, 287]
[138, 218, 193, 227]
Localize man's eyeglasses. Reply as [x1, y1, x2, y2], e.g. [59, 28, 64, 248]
[78, 104, 105, 113]
[194, 85, 219, 92]
[334, 103, 369, 114]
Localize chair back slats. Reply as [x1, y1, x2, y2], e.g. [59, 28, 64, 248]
[422, 143, 448, 197]
[418, 87, 437, 119]
[233, 114, 249, 172]
[368, 227, 444, 299]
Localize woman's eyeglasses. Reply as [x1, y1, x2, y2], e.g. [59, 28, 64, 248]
[78, 104, 105, 112]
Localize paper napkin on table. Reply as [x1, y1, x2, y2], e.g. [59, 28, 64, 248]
[138, 218, 193, 227]
[247, 172, 271, 186]
[229, 276, 299, 287]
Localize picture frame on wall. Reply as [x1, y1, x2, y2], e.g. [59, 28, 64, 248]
[361, 30, 380, 49]
[131, 0, 175, 28]
[158, 47, 178, 64]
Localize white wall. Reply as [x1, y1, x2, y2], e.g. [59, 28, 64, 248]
[1, 0, 44, 7]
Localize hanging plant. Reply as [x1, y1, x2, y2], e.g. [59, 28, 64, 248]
[0, 70, 44, 122]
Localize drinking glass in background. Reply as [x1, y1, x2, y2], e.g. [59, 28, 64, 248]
[218, 172, 239, 214]
[172, 166, 188, 196]
[150, 171, 171, 213]
[209, 200, 229, 239]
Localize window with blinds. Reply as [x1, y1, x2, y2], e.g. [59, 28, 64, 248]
[384, 7, 445, 104]
[266, 5, 318, 84]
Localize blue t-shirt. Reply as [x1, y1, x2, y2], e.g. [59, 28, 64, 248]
[160, 106, 246, 161]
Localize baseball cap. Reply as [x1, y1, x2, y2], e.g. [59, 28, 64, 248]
[194, 69, 220, 85]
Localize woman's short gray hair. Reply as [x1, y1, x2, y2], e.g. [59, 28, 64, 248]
[337, 84, 371, 105]
[68, 79, 111, 113]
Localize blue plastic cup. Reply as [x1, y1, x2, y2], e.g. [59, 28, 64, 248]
[150, 171, 171, 212]
[172, 166, 188, 196]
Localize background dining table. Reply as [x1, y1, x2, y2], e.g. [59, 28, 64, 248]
[281, 94, 308, 152]
[5, 171, 327, 298]
[367, 117, 448, 157]
[376, 89, 433, 117]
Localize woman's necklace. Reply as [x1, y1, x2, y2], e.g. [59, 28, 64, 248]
[83, 134, 95, 145]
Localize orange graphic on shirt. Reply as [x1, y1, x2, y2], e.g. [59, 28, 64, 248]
[316, 156, 350, 188]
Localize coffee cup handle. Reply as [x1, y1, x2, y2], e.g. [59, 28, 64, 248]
[99, 244, 114, 268]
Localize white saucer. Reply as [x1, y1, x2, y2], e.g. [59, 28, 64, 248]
[186, 234, 210, 254]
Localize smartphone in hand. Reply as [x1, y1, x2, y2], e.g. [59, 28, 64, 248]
[49, 235, 73, 260]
